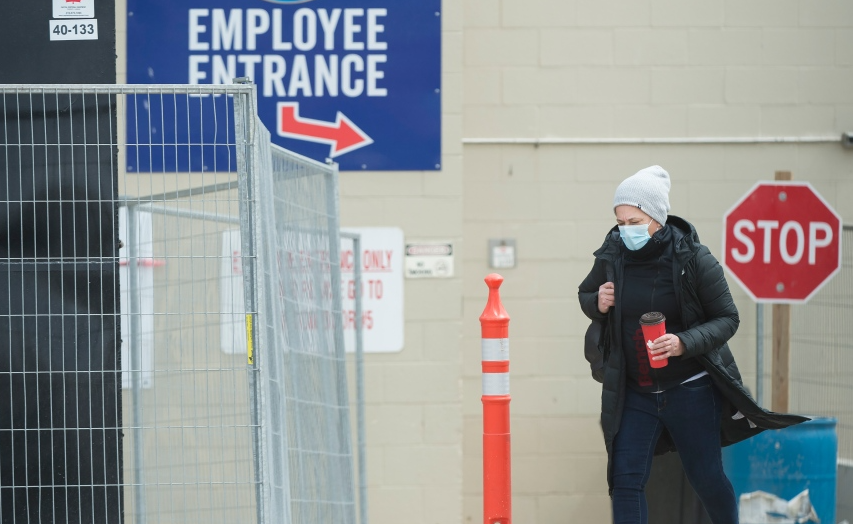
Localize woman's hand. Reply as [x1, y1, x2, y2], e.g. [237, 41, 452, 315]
[598, 282, 614, 314]
[648, 334, 684, 361]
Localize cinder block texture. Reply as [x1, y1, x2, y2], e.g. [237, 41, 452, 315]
[724, 0, 797, 27]
[503, 68, 578, 105]
[464, 67, 501, 105]
[541, 30, 614, 66]
[576, 0, 651, 27]
[614, 29, 688, 66]
[763, 29, 835, 66]
[502, 0, 577, 27]
[651, 0, 724, 27]
[371, 488, 424, 524]
[464, 104, 538, 137]
[798, 0, 853, 27]
[464, 29, 538, 67]
[569, 68, 652, 105]
[463, 0, 500, 28]
[725, 68, 799, 104]
[463, 1, 849, 141]
[761, 106, 836, 135]
[688, 105, 761, 136]
[799, 68, 853, 104]
[384, 445, 462, 486]
[613, 105, 688, 137]
[689, 29, 763, 66]
[652, 69, 725, 105]
[539, 105, 615, 138]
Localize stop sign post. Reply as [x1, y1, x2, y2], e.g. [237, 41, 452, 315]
[723, 181, 842, 304]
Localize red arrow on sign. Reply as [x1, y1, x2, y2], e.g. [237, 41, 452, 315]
[277, 102, 373, 158]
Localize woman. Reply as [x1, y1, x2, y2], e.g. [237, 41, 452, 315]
[578, 166, 807, 524]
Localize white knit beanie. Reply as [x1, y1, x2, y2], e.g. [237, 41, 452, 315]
[612, 165, 671, 226]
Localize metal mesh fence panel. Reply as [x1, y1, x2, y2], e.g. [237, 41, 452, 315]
[791, 226, 853, 459]
[0, 84, 356, 524]
[0, 85, 123, 524]
[251, 137, 356, 524]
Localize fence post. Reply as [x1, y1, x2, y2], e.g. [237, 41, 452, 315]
[480, 274, 512, 524]
[126, 203, 147, 524]
[772, 170, 793, 413]
[352, 235, 369, 524]
[233, 86, 267, 524]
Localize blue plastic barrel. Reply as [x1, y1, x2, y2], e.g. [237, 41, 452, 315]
[722, 417, 837, 524]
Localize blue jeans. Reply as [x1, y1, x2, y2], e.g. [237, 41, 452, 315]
[611, 375, 738, 524]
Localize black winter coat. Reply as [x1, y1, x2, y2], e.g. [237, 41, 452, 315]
[578, 215, 808, 491]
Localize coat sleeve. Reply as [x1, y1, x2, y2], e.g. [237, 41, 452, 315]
[678, 247, 740, 359]
[578, 258, 609, 321]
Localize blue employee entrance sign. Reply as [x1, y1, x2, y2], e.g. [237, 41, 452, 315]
[127, 0, 441, 171]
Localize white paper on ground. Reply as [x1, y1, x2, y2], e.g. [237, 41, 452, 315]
[738, 489, 820, 524]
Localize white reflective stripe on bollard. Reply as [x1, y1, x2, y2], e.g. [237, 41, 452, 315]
[482, 373, 510, 396]
[481, 338, 510, 362]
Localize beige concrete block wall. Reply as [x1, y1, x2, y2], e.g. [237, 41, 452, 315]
[462, 1, 853, 523]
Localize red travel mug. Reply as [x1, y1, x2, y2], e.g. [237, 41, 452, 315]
[639, 312, 668, 369]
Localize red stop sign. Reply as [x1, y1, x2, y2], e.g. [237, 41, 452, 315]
[722, 182, 842, 303]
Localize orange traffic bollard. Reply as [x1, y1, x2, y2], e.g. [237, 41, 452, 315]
[479, 273, 511, 524]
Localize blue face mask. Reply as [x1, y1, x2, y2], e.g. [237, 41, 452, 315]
[619, 221, 652, 250]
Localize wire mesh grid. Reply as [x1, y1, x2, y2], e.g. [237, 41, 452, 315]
[0, 84, 356, 524]
[791, 226, 853, 459]
[1, 85, 125, 524]
[253, 141, 355, 524]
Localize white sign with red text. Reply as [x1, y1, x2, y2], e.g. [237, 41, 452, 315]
[341, 227, 404, 353]
[53, 0, 95, 18]
[221, 227, 404, 355]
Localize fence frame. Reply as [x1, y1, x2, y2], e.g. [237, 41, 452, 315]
[120, 182, 246, 524]
[340, 232, 367, 524]
[0, 83, 361, 524]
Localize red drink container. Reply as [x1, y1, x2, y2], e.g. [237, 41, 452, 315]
[639, 312, 668, 369]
